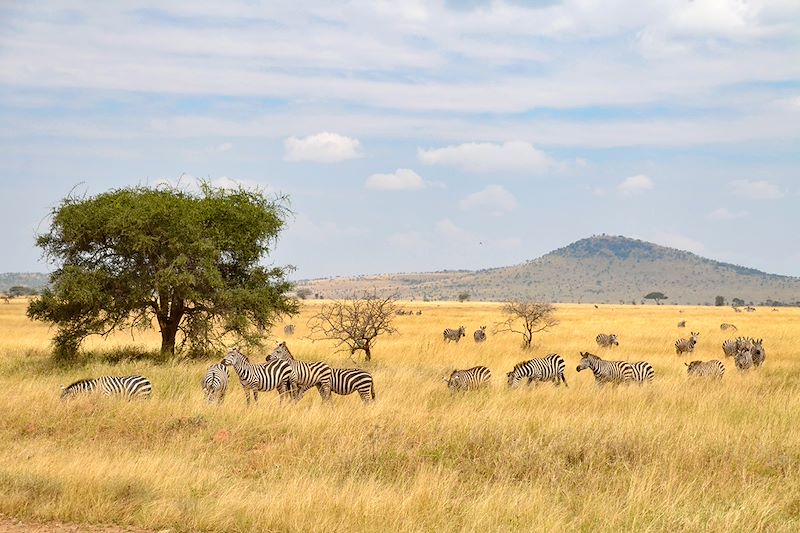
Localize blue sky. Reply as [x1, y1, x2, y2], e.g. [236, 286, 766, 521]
[1, 1, 798, 279]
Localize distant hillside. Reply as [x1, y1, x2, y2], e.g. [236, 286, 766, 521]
[298, 235, 800, 305]
[0, 272, 49, 293]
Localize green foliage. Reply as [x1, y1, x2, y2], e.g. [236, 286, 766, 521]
[715, 295, 726, 306]
[643, 292, 667, 304]
[28, 183, 298, 360]
[457, 291, 470, 302]
[9, 286, 37, 297]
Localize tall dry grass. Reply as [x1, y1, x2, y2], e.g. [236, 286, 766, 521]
[1, 298, 799, 532]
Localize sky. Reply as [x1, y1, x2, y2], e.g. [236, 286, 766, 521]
[0, 0, 798, 280]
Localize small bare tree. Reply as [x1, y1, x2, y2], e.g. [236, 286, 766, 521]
[495, 301, 558, 349]
[307, 291, 398, 361]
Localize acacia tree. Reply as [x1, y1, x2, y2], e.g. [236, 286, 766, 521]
[28, 184, 298, 360]
[495, 301, 558, 349]
[644, 292, 668, 305]
[308, 292, 398, 361]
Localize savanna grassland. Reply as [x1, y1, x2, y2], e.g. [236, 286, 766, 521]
[1, 299, 799, 532]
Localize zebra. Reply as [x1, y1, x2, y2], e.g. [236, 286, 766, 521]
[675, 332, 699, 356]
[265, 341, 332, 401]
[733, 346, 754, 371]
[722, 337, 753, 358]
[596, 333, 619, 348]
[576, 352, 633, 385]
[443, 366, 491, 391]
[720, 323, 737, 332]
[221, 348, 292, 405]
[473, 326, 487, 343]
[750, 338, 766, 367]
[685, 360, 725, 378]
[295, 368, 375, 404]
[60, 375, 152, 401]
[506, 353, 567, 388]
[202, 362, 229, 404]
[677, 320, 686, 328]
[283, 324, 295, 336]
[443, 326, 466, 343]
[629, 361, 655, 384]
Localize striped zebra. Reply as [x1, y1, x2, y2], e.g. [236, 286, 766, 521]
[443, 366, 491, 391]
[629, 361, 655, 384]
[266, 342, 332, 401]
[443, 326, 466, 343]
[295, 368, 375, 404]
[685, 360, 725, 378]
[576, 352, 633, 385]
[722, 337, 752, 358]
[473, 326, 487, 343]
[595, 333, 619, 347]
[283, 324, 295, 336]
[750, 338, 766, 367]
[720, 323, 737, 332]
[222, 348, 292, 405]
[733, 347, 753, 371]
[60, 375, 152, 401]
[675, 332, 699, 356]
[506, 353, 567, 388]
[202, 362, 229, 404]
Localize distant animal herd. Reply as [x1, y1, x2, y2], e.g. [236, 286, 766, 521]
[59, 319, 768, 403]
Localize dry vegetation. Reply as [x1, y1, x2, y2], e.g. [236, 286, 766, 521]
[1, 298, 799, 532]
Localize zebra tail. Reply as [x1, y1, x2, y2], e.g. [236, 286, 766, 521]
[370, 381, 376, 401]
[561, 372, 568, 388]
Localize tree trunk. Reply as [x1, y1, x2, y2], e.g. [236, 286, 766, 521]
[363, 344, 371, 361]
[160, 318, 179, 357]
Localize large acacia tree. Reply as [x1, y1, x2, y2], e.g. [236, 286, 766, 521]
[28, 184, 298, 359]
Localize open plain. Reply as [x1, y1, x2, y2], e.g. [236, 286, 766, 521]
[1, 299, 798, 532]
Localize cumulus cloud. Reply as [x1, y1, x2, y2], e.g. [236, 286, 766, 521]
[418, 141, 553, 174]
[617, 174, 654, 195]
[459, 185, 518, 214]
[731, 179, 783, 200]
[284, 132, 362, 163]
[707, 207, 749, 221]
[365, 168, 426, 191]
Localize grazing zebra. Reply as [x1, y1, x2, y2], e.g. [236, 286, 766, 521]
[443, 326, 466, 343]
[596, 333, 619, 347]
[295, 368, 375, 404]
[506, 353, 567, 388]
[266, 342, 332, 401]
[60, 375, 152, 401]
[283, 324, 295, 336]
[629, 361, 655, 384]
[222, 348, 292, 405]
[677, 320, 686, 328]
[733, 306, 742, 313]
[674, 332, 699, 356]
[576, 352, 633, 385]
[720, 323, 737, 331]
[202, 362, 229, 404]
[443, 366, 491, 391]
[685, 360, 725, 378]
[473, 326, 487, 343]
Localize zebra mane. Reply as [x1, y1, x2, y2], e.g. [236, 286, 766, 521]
[63, 378, 95, 391]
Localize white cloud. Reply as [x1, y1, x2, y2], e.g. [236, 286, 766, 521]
[731, 179, 784, 200]
[652, 232, 706, 255]
[618, 174, 654, 195]
[707, 207, 749, 221]
[365, 168, 426, 191]
[435, 219, 473, 243]
[284, 132, 362, 163]
[418, 141, 553, 174]
[459, 185, 518, 214]
[154, 174, 266, 193]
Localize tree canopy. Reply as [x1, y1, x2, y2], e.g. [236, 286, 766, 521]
[644, 292, 668, 304]
[495, 301, 558, 349]
[28, 184, 298, 359]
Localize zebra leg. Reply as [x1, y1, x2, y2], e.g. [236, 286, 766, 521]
[242, 385, 251, 406]
[561, 373, 568, 387]
[252, 390, 259, 404]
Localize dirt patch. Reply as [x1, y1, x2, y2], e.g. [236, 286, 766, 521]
[0, 515, 163, 533]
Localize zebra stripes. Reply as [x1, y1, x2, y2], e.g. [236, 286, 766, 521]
[444, 366, 491, 391]
[576, 352, 633, 385]
[60, 375, 152, 401]
[202, 362, 229, 404]
[675, 332, 699, 355]
[506, 353, 567, 388]
[685, 360, 725, 378]
[722, 337, 765, 368]
[296, 368, 375, 404]
[222, 348, 292, 405]
[473, 326, 487, 343]
[720, 323, 737, 331]
[629, 361, 655, 384]
[596, 333, 619, 347]
[443, 326, 466, 343]
[266, 342, 332, 401]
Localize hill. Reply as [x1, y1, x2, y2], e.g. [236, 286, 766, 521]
[0, 272, 49, 294]
[298, 235, 800, 305]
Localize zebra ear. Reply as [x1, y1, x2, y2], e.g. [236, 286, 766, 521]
[442, 376, 449, 382]
[684, 363, 689, 367]
[59, 384, 65, 391]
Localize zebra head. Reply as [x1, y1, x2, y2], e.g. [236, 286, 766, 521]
[576, 351, 598, 373]
[266, 341, 294, 362]
[506, 371, 520, 388]
[689, 332, 700, 344]
[458, 326, 466, 337]
[684, 361, 701, 375]
[609, 334, 619, 346]
[751, 338, 765, 366]
[444, 370, 462, 390]
[221, 347, 246, 367]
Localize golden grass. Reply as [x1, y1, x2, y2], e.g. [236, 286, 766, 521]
[1, 299, 799, 532]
